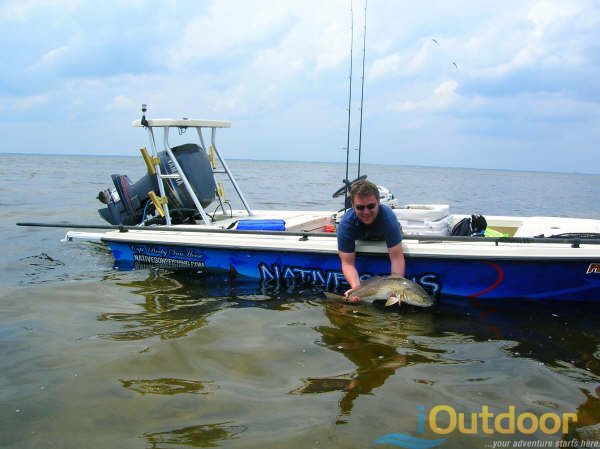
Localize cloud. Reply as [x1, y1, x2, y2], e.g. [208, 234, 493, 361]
[105, 95, 137, 112]
[168, 0, 352, 79]
[247, 3, 349, 80]
[0, 0, 79, 23]
[368, 53, 401, 81]
[391, 80, 459, 112]
[14, 94, 50, 111]
[462, 0, 600, 98]
[28, 36, 81, 73]
[477, 1, 590, 78]
[368, 39, 440, 81]
[1, 0, 600, 173]
[213, 84, 248, 114]
[168, 1, 292, 67]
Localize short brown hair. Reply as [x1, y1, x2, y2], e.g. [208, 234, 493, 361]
[350, 179, 380, 201]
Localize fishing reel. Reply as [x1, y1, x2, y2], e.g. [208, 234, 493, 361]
[332, 174, 368, 199]
[332, 175, 368, 210]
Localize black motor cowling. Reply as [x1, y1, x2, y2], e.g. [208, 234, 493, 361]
[97, 143, 216, 225]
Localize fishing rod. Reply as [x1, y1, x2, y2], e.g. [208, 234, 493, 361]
[357, 0, 368, 178]
[343, 1, 354, 212]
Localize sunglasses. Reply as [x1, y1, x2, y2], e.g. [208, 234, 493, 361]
[354, 203, 377, 211]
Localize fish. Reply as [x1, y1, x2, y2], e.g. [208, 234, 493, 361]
[324, 275, 434, 307]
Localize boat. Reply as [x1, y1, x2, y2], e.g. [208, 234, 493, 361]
[19, 107, 600, 302]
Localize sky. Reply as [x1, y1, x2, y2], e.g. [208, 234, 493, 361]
[1, 0, 600, 174]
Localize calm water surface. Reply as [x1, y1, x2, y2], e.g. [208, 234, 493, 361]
[1, 154, 600, 449]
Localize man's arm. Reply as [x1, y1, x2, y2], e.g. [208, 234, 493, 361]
[388, 243, 405, 276]
[339, 251, 361, 301]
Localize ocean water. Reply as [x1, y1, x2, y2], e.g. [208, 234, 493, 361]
[1, 154, 600, 449]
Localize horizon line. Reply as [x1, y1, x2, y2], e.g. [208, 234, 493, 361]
[0, 151, 598, 176]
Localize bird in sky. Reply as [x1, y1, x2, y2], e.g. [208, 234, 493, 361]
[452, 61, 458, 69]
[432, 38, 439, 45]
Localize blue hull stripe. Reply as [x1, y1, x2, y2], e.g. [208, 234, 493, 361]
[107, 242, 600, 301]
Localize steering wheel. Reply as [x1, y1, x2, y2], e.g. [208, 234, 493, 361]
[332, 174, 368, 198]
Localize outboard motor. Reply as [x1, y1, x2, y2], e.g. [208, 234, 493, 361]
[97, 143, 216, 225]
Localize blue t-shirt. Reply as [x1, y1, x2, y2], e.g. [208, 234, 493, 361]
[337, 204, 403, 253]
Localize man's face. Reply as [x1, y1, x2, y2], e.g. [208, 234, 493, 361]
[352, 194, 379, 225]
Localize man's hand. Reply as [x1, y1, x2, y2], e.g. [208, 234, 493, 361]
[344, 287, 361, 303]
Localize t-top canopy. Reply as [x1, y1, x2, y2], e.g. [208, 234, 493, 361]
[132, 118, 231, 128]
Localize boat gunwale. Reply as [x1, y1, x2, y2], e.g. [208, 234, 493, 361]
[15, 220, 598, 245]
[98, 233, 600, 261]
[98, 226, 600, 246]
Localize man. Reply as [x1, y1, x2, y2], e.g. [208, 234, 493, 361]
[337, 180, 405, 303]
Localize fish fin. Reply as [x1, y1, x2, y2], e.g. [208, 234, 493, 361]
[385, 296, 399, 307]
[323, 292, 344, 300]
[359, 276, 382, 289]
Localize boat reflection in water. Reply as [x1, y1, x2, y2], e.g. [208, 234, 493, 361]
[97, 269, 318, 341]
[97, 270, 229, 341]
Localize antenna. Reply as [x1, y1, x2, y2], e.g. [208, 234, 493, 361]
[357, 0, 367, 177]
[344, 1, 354, 211]
[141, 103, 149, 127]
